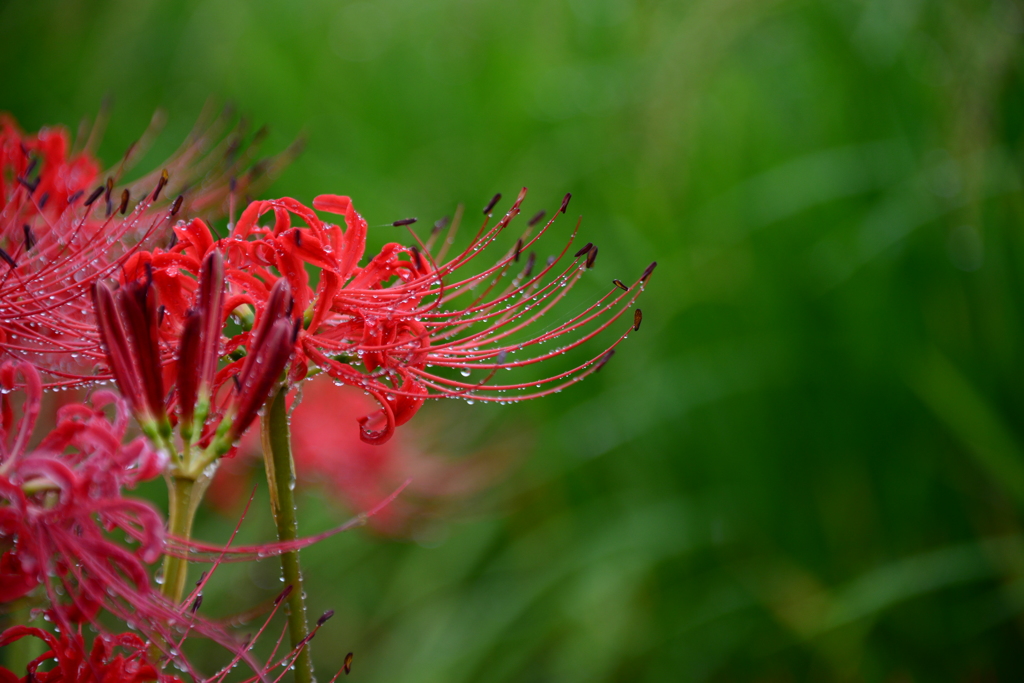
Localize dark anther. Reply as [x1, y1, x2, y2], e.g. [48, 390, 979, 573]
[144, 262, 154, 288]
[171, 195, 184, 215]
[85, 186, 104, 206]
[574, 243, 593, 258]
[119, 188, 130, 215]
[105, 197, 113, 218]
[23, 225, 36, 251]
[523, 252, 536, 279]
[104, 176, 114, 202]
[122, 140, 137, 163]
[411, 245, 424, 271]
[483, 193, 502, 215]
[560, 193, 572, 214]
[38, 192, 49, 209]
[641, 261, 657, 282]
[586, 246, 599, 269]
[392, 217, 418, 227]
[433, 216, 450, 234]
[229, 176, 238, 194]
[24, 155, 38, 178]
[68, 189, 84, 205]
[231, 374, 241, 392]
[0, 248, 17, 269]
[168, 232, 178, 249]
[197, 571, 208, 586]
[191, 594, 203, 613]
[633, 308, 642, 332]
[157, 305, 166, 327]
[224, 135, 242, 162]
[17, 176, 38, 194]
[497, 349, 508, 364]
[595, 349, 615, 373]
[528, 210, 546, 227]
[317, 610, 335, 626]
[275, 585, 294, 606]
[249, 160, 268, 180]
[153, 169, 169, 202]
[253, 124, 269, 145]
[293, 229, 303, 248]
[513, 237, 523, 262]
[344, 653, 354, 675]
[613, 279, 629, 291]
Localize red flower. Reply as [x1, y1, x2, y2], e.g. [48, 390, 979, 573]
[130, 188, 653, 444]
[0, 627, 180, 683]
[0, 112, 295, 386]
[0, 361, 167, 628]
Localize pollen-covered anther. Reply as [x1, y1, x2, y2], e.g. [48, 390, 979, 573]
[633, 308, 642, 332]
[22, 224, 36, 251]
[585, 245, 599, 269]
[483, 193, 502, 215]
[153, 168, 169, 201]
[171, 194, 184, 215]
[344, 652, 354, 675]
[574, 242, 593, 258]
[275, 585, 294, 606]
[85, 185, 104, 206]
[613, 279, 629, 291]
[118, 188, 130, 215]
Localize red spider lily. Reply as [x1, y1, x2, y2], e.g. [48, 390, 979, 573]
[0, 111, 296, 386]
[0, 360, 166, 611]
[126, 188, 654, 444]
[0, 361, 301, 680]
[0, 626, 181, 683]
[0, 360, 183, 651]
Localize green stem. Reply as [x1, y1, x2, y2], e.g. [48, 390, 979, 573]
[3, 603, 43, 673]
[160, 476, 197, 605]
[261, 386, 313, 683]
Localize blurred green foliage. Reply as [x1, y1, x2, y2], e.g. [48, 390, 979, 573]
[4, 0, 1024, 680]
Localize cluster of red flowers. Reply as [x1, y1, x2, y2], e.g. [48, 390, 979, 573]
[0, 112, 652, 682]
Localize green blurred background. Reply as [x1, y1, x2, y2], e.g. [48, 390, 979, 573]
[4, 0, 1024, 680]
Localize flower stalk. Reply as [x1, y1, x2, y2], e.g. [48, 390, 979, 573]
[160, 475, 197, 604]
[261, 384, 313, 683]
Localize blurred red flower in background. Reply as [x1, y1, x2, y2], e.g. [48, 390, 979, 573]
[209, 374, 511, 533]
